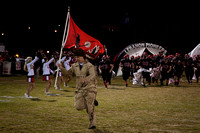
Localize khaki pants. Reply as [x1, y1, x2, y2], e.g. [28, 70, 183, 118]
[75, 90, 96, 128]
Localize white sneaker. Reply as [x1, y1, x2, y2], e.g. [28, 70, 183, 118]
[30, 96, 38, 99]
[45, 91, 51, 95]
[46, 92, 51, 95]
[59, 88, 62, 91]
[64, 84, 69, 87]
[44, 89, 50, 95]
[24, 93, 29, 98]
[25, 93, 36, 99]
[55, 87, 58, 90]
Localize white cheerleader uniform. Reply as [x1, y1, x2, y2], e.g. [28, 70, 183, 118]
[64, 57, 71, 71]
[26, 56, 39, 82]
[55, 56, 66, 76]
[43, 58, 54, 81]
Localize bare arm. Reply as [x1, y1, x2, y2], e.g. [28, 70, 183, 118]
[109, 64, 114, 73]
[58, 63, 73, 77]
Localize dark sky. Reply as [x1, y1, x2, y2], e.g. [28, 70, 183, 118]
[0, 1, 200, 57]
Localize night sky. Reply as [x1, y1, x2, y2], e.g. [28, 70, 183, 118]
[0, 1, 200, 57]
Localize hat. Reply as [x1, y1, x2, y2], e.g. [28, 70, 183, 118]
[73, 48, 86, 57]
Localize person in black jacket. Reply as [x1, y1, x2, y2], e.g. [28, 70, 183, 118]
[184, 54, 194, 84]
[120, 54, 131, 87]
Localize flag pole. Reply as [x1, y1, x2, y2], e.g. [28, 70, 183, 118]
[54, 6, 70, 89]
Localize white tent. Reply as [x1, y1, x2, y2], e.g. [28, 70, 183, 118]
[188, 43, 200, 59]
[116, 43, 167, 76]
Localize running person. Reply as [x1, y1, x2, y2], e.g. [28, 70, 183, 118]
[140, 52, 151, 85]
[184, 54, 194, 84]
[99, 55, 114, 88]
[174, 60, 184, 85]
[159, 57, 172, 86]
[58, 48, 98, 129]
[120, 54, 131, 87]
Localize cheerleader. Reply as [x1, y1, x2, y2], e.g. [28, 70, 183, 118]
[24, 56, 39, 98]
[55, 56, 66, 90]
[42, 56, 55, 94]
[63, 56, 71, 87]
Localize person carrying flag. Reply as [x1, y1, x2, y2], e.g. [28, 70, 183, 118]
[58, 48, 98, 129]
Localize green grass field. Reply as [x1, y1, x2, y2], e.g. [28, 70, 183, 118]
[0, 75, 200, 133]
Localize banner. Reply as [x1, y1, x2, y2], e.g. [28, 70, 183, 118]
[63, 14, 105, 59]
[15, 61, 21, 70]
[123, 43, 167, 56]
[0, 45, 5, 52]
[188, 43, 200, 59]
[3, 61, 11, 75]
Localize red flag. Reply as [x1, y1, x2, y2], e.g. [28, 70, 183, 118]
[64, 14, 105, 59]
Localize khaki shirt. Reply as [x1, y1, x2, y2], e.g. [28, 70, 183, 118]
[61, 61, 97, 93]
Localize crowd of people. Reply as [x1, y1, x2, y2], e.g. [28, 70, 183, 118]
[23, 49, 97, 129]
[2, 48, 200, 129]
[119, 50, 198, 87]
[1, 49, 200, 89]
[2, 49, 200, 90]
[22, 49, 73, 98]
[0, 50, 22, 76]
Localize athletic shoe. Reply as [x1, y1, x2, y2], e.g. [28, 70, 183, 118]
[24, 93, 29, 98]
[88, 126, 96, 129]
[59, 88, 62, 91]
[25, 93, 36, 99]
[94, 100, 98, 106]
[45, 90, 51, 95]
[64, 83, 70, 87]
[46, 92, 51, 95]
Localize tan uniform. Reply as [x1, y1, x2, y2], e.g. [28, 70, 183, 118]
[61, 60, 97, 128]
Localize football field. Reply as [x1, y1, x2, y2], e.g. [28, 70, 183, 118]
[0, 75, 200, 133]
